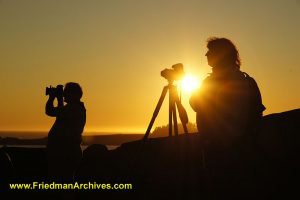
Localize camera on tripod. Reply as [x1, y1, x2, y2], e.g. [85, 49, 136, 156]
[144, 63, 189, 141]
[161, 63, 185, 83]
[45, 85, 64, 97]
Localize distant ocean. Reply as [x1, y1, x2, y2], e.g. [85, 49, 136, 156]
[0, 131, 140, 150]
[0, 144, 119, 151]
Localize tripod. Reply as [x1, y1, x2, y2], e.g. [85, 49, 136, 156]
[143, 83, 189, 141]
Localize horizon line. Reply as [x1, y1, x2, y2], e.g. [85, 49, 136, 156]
[0, 130, 144, 134]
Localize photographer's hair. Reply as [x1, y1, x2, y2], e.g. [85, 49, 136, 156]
[64, 82, 83, 100]
[207, 37, 241, 69]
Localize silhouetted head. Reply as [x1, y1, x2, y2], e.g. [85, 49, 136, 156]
[63, 82, 83, 103]
[206, 37, 241, 71]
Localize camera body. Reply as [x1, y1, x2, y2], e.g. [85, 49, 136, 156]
[161, 63, 184, 82]
[46, 85, 64, 97]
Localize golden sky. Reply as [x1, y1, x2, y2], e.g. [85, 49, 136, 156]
[0, 0, 299, 134]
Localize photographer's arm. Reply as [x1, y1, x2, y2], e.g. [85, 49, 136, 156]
[45, 96, 57, 117]
[189, 91, 202, 113]
[45, 95, 63, 117]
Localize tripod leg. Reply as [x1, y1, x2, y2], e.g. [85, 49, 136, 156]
[174, 86, 189, 134]
[173, 106, 179, 137]
[182, 123, 188, 134]
[170, 86, 179, 137]
[143, 86, 169, 141]
[169, 86, 173, 139]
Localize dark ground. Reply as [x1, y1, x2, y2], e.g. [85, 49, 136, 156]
[1, 109, 299, 200]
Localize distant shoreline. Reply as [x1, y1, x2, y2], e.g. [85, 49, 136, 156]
[0, 131, 144, 146]
[0, 131, 144, 139]
[0, 144, 119, 151]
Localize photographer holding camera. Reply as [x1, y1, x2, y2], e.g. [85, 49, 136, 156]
[46, 82, 86, 182]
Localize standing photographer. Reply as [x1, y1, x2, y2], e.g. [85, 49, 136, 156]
[189, 38, 265, 196]
[46, 82, 86, 182]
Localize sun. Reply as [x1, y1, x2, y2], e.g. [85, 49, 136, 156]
[181, 75, 200, 93]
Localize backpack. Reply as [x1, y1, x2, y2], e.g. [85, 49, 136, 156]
[242, 72, 266, 131]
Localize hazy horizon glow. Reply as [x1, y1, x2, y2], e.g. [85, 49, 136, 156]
[0, 0, 299, 134]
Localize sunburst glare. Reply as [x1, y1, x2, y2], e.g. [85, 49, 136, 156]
[181, 75, 200, 93]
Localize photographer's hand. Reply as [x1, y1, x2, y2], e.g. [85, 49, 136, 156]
[56, 85, 64, 108]
[57, 95, 63, 108]
[48, 94, 55, 101]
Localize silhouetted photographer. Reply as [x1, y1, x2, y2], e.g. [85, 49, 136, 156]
[189, 37, 266, 197]
[190, 37, 265, 147]
[46, 82, 86, 182]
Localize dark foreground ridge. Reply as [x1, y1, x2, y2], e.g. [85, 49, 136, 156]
[1, 109, 299, 199]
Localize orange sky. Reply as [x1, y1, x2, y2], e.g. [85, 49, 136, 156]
[0, 1, 299, 134]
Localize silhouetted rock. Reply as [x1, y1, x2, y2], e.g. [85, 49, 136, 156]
[83, 144, 108, 159]
[255, 109, 300, 198]
[76, 144, 123, 182]
[258, 109, 300, 159]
